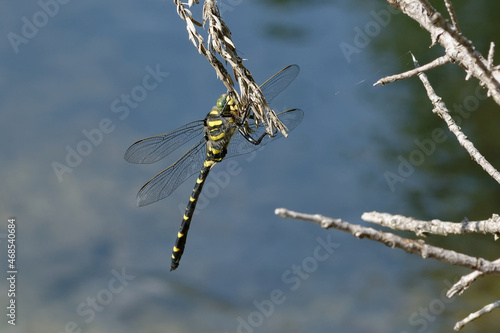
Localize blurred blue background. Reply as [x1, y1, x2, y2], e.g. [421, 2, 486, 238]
[1, 1, 500, 332]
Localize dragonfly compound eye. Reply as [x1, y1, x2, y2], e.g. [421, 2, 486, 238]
[216, 95, 227, 111]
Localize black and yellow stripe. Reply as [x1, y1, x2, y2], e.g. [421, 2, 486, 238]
[126, 66, 302, 272]
[170, 97, 236, 271]
[170, 163, 212, 271]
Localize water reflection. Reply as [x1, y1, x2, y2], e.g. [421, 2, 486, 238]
[3, 0, 500, 332]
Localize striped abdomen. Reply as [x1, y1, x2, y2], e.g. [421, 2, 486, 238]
[170, 162, 213, 271]
[170, 105, 235, 271]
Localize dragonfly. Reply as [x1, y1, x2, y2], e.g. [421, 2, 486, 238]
[124, 65, 303, 271]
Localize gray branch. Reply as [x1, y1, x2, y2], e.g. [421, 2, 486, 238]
[447, 258, 500, 298]
[382, 0, 500, 106]
[454, 300, 500, 331]
[275, 208, 500, 275]
[361, 211, 500, 237]
[374, 55, 451, 86]
[411, 52, 500, 185]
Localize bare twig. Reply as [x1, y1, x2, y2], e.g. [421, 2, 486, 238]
[443, 0, 461, 33]
[374, 54, 451, 86]
[454, 300, 500, 331]
[362, 211, 500, 237]
[412, 53, 500, 185]
[385, 0, 500, 105]
[275, 208, 500, 275]
[488, 42, 495, 71]
[447, 270, 483, 297]
[448, 258, 500, 298]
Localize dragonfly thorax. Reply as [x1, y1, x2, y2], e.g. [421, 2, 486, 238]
[204, 101, 238, 163]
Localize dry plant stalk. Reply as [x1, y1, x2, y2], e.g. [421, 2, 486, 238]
[173, 0, 288, 137]
[275, 0, 500, 331]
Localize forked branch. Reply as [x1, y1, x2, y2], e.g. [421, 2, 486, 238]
[276, 1, 500, 330]
[382, 0, 500, 105]
[275, 208, 500, 275]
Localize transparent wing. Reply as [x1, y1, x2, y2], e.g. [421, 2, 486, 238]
[226, 65, 301, 156]
[226, 109, 304, 157]
[124, 120, 204, 164]
[124, 65, 299, 165]
[136, 138, 207, 206]
[260, 65, 300, 103]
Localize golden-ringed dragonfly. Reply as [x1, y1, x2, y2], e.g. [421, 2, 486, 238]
[125, 65, 303, 271]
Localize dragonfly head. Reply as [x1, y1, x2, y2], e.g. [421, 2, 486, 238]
[216, 94, 240, 117]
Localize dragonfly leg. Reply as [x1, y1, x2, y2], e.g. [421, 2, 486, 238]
[237, 127, 276, 146]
